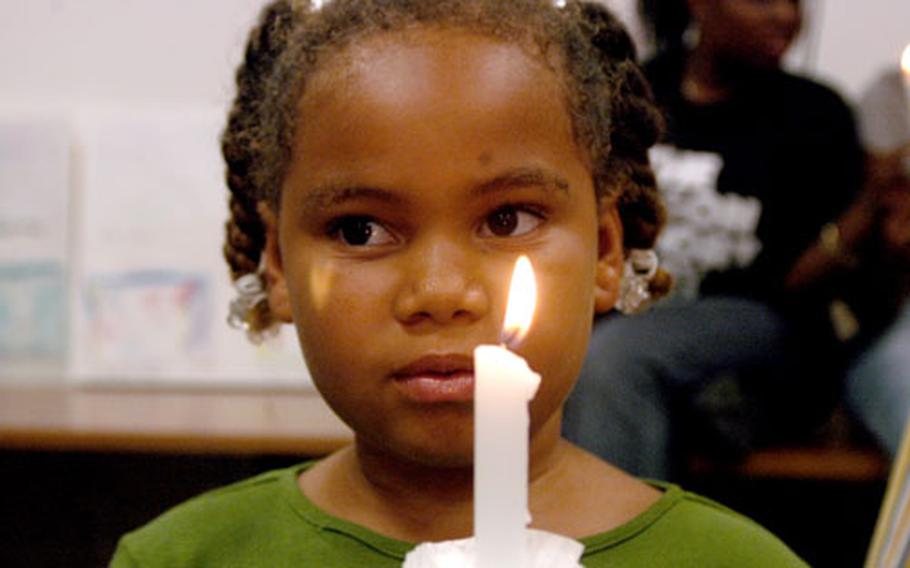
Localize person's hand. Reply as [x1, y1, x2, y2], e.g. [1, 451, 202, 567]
[868, 144, 910, 260]
[784, 144, 909, 292]
[880, 182, 910, 260]
[867, 143, 910, 194]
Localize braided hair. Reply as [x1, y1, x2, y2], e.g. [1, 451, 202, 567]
[222, 0, 669, 333]
[222, 0, 302, 332]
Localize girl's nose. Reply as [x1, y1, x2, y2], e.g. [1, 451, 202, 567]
[393, 239, 489, 327]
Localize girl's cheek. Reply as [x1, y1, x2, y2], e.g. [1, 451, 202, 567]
[307, 259, 339, 314]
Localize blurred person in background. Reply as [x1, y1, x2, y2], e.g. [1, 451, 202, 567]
[563, 0, 910, 480]
[845, 68, 910, 457]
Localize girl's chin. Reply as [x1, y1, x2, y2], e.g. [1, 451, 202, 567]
[388, 438, 475, 469]
[356, 438, 474, 469]
[412, 454, 474, 469]
[405, 442, 474, 468]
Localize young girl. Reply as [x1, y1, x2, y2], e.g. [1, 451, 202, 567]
[111, 1, 806, 565]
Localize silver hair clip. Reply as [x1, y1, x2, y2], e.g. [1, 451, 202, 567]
[227, 273, 273, 344]
[615, 249, 659, 315]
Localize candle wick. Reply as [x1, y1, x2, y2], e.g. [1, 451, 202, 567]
[500, 328, 520, 349]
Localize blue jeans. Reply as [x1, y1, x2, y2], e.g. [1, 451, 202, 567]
[563, 296, 792, 480]
[845, 301, 910, 457]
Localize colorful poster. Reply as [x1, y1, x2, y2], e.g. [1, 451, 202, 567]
[0, 116, 70, 378]
[70, 107, 310, 388]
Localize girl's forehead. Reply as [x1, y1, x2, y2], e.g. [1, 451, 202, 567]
[285, 27, 588, 204]
[296, 29, 574, 152]
[302, 27, 565, 107]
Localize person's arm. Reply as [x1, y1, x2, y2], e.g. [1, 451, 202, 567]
[785, 144, 910, 292]
[877, 145, 910, 262]
[784, 182, 875, 291]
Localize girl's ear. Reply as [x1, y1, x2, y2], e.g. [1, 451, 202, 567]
[259, 203, 294, 323]
[594, 198, 624, 314]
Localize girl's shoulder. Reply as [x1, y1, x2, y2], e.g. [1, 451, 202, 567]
[110, 463, 310, 567]
[580, 481, 808, 566]
[109, 461, 408, 568]
[560, 446, 808, 566]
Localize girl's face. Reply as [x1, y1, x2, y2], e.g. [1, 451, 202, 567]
[265, 29, 622, 467]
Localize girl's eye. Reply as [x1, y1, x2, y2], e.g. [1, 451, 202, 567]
[481, 205, 544, 238]
[330, 216, 395, 247]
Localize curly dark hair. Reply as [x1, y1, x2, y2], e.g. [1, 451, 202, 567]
[222, 0, 669, 332]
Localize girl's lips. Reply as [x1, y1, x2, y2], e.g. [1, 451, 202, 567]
[392, 354, 475, 403]
[394, 372, 475, 403]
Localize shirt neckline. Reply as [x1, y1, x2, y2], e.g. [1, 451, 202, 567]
[278, 461, 686, 561]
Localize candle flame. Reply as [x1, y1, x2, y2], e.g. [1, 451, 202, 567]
[501, 256, 537, 346]
[902, 44, 910, 76]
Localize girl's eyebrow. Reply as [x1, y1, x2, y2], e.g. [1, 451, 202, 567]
[303, 185, 405, 213]
[471, 167, 570, 198]
[301, 167, 569, 213]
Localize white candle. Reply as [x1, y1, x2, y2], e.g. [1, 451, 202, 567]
[901, 44, 910, 178]
[474, 256, 541, 568]
[901, 44, 910, 116]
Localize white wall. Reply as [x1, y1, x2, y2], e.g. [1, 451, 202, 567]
[813, 1, 910, 99]
[0, 0, 265, 109]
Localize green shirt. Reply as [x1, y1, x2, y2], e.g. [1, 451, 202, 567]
[111, 462, 807, 567]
